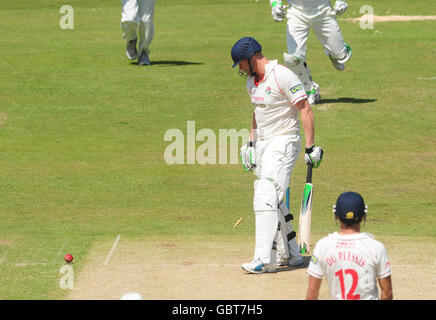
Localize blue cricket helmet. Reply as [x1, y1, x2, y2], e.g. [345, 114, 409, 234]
[231, 37, 262, 68]
[333, 191, 367, 224]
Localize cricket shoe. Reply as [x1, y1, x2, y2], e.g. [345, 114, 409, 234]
[278, 255, 304, 267]
[138, 50, 151, 66]
[330, 58, 345, 71]
[241, 259, 277, 274]
[306, 82, 321, 106]
[126, 38, 138, 60]
[330, 44, 352, 71]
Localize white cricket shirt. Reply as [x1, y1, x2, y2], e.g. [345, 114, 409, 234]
[307, 232, 392, 300]
[286, 0, 331, 11]
[246, 60, 307, 140]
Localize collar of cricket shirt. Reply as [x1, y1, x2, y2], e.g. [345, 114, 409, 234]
[331, 232, 375, 240]
[254, 59, 278, 86]
[263, 59, 278, 81]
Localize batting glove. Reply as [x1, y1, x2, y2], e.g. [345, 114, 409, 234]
[304, 145, 324, 168]
[271, 1, 286, 22]
[240, 141, 256, 172]
[334, 1, 348, 16]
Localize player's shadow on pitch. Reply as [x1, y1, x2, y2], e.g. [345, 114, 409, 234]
[131, 60, 203, 66]
[275, 256, 312, 273]
[319, 97, 377, 104]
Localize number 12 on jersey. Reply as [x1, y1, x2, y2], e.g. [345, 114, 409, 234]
[335, 269, 361, 300]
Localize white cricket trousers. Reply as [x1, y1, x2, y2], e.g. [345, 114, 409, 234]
[252, 134, 301, 265]
[121, 0, 156, 55]
[255, 134, 301, 201]
[286, 2, 347, 61]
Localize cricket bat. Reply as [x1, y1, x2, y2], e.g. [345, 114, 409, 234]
[298, 163, 313, 255]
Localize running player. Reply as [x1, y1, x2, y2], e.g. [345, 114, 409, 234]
[269, 0, 352, 105]
[232, 37, 324, 274]
[306, 191, 393, 300]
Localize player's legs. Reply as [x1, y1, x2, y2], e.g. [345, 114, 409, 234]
[302, 62, 321, 105]
[121, 0, 139, 60]
[285, 9, 312, 91]
[312, 5, 351, 71]
[241, 139, 276, 273]
[285, 7, 320, 105]
[276, 201, 303, 265]
[121, 0, 139, 40]
[251, 179, 280, 267]
[286, 7, 310, 64]
[137, 0, 156, 65]
[243, 135, 301, 272]
[263, 136, 302, 266]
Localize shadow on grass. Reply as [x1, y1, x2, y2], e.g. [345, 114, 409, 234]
[319, 97, 377, 104]
[130, 60, 203, 66]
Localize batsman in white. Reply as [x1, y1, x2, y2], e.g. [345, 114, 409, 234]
[121, 0, 157, 65]
[306, 192, 393, 300]
[232, 37, 324, 274]
[269, 0, 352, 105]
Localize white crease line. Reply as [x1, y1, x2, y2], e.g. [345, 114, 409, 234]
[103, 235, 121, 266]
[417, 77, 436, 80]
[14, 262, 51, 267]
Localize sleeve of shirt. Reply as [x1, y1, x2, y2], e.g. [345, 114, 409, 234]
[376, 243, 392, 279]
[274, 65, 307, 106]
[307, 241, 324, 279]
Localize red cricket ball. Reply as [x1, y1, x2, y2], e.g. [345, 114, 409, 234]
[64, 254, 73, 263]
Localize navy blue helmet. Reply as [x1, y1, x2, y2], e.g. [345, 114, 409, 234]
[231, 37, 262, 68]
[333, 192, 367, 224]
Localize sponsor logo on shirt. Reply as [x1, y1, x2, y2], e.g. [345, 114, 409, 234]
[252, 96, 264, 102]
[336, 241, 356, 249]
[265, 86, 272, 95]
[253, 103, 266, 109]
[311, 255, 319, 265]
[290, 84, 303, 94]
[252, 96, 266, 108]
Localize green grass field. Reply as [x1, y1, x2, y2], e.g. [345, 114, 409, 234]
[0, 0, 435, 299]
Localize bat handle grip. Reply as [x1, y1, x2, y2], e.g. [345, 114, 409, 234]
[306, 163, 313, 184]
